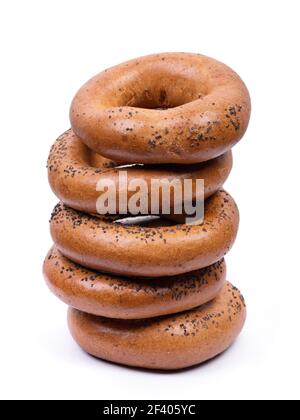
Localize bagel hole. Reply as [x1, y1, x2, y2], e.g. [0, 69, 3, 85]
[115, 215, 176, 227]
[120, 74, 208, 109]
[127, 87, 204, 109]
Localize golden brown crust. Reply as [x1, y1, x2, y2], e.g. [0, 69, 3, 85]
[50, 190, 239, 277]
[43, 246, 226, 319]
[68, 282, 246, 370]
[70, 53, 250, 164]
[47, 129, 232, 214]
[44, 52, 249, 370]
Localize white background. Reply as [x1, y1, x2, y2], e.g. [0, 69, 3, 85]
[0, 0, 299, 400]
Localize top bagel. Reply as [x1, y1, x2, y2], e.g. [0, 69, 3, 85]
[70, 53, 250, 164]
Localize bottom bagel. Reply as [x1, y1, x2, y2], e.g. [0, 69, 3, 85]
[68, 282, 246, 370]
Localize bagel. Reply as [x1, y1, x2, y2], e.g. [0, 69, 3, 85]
[50, 190, 239, 277]
[68, 281, 246, 370]
[70, 53, 250, 164]
[43, 246, 226, 319]
[47, 129, 232, 214]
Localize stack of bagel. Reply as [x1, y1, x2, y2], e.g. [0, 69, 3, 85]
[43, 53, 251, 370]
